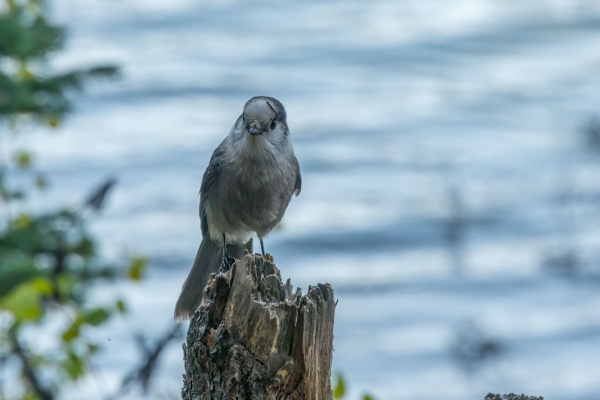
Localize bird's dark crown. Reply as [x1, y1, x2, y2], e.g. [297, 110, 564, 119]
[243, 96, 287, 124]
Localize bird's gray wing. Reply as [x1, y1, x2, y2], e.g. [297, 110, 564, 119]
[292, 155, 302, 196]
[199, 139, 228, 237]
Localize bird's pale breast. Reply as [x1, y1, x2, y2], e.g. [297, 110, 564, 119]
[205, 152, 295, 244]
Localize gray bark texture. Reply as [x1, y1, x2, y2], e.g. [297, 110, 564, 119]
[182, 253, 336, 400]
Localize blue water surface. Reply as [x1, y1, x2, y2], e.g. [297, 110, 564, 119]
[8, 0, 600, 398]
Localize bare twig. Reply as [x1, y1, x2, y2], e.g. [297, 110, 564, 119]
[112, 324, 183, 398]
[10, 332, 53, 400]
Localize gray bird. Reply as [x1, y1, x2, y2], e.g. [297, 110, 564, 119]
[174, 96, 301, 320]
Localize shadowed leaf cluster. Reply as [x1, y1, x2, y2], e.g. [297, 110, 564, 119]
[0, 3, 117, 122]
[0, 8, 63, 60]
[0, 2, 141, 399]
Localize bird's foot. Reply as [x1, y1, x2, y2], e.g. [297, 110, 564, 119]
[221, 251, 235, 270]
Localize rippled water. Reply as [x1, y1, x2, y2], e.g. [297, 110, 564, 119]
[12, 0, 600, 398]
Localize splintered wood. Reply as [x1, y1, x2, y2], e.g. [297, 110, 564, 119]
[182, 254, 335, 400]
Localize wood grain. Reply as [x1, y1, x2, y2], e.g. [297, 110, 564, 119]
[182, 253, 335, 400]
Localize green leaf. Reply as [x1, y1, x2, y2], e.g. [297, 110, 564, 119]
[72, 237, 94, 257]
[0, 277, 53, 321]
[12, 213, 31, 229]
[116, 299, 127, 313]
[62, 316, 83, 342]
[47, 115, 60, 128]
[61, 351, 85, 380]
[22, 392, 39, 400]
[19, 64, 34, 81]
[363, 395, 375, 400]
[31, 277, 53, 294]
[0, 261, 39, 297]
[0, 63, 118, 120]
[14, 150, 32, 169]
[87, 342, 99, 355]
[128, 257, 146, 281]
[63, 308, 110, 341]
[332, 374, 345, 399]
[83, 307, 110, 326]
[56, 273, 77, 299]
[0, 9, 64, 61]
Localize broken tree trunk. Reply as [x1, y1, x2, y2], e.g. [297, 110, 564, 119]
[182, 253, 336, 400]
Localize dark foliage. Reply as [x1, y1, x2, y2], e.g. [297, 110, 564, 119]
[0, 2, 147, 399]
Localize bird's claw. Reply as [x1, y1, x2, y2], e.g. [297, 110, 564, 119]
[221, 252, 235, 270]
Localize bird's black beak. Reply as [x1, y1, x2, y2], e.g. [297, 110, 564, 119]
[249, 121, 264, 136]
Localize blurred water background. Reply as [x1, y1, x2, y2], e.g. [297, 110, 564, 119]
[10, 0, 600, 398]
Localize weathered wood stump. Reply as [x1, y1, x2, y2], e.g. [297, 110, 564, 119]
[485, 394, 543, 400]
[182, 253, 335, 400]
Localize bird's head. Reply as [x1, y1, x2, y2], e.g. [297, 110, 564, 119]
[234, 96, 288, 144]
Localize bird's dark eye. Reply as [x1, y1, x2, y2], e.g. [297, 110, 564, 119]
[270, 119, 277, 130]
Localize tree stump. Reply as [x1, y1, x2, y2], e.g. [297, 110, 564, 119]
[182, 253, 335, 400]
[485, 394, 543, 400]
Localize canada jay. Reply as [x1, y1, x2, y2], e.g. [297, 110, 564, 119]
[174, 96, 301, 320]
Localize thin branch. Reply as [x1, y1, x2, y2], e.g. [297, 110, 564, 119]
[10, 331, 53, 400]
[111, 324, 183, 398]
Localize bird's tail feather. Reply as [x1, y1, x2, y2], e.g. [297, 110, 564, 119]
[174, 236, 253, 321]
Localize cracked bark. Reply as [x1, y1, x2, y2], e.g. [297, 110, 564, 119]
[182, 253, 335, 400]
